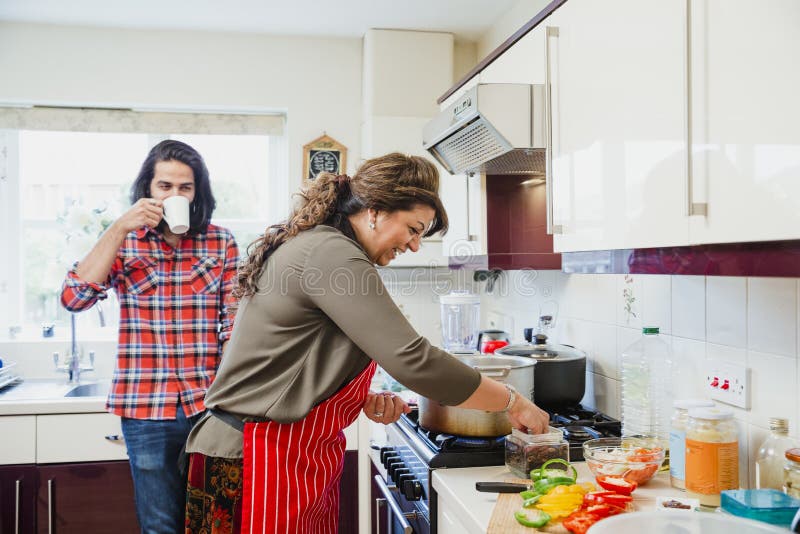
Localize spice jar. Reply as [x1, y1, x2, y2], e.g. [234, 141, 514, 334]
[685, 407, 739, 507]
[783, 448, 800, 498]
[669, 399, 715, 490]
[505, 427, 569, 479]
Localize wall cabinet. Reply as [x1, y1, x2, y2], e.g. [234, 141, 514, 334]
[545, 0, 800, 252]
[548, 0, 689, 252]
[479, 25, 546, 85]
[688, 0, 800, 245]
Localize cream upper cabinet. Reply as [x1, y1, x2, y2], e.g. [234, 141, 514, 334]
[437, 76, 488, 261]
[549, 0, 689, 252]
[688, 0, 800, 244]
[480, 25, 546, 85]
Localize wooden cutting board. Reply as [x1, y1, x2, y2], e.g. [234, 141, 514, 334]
[486, 478, 569, 534]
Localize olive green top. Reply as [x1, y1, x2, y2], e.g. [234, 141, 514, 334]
[186, 225, 482, 458]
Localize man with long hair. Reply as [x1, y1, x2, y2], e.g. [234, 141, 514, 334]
[61, 140, 239, 534]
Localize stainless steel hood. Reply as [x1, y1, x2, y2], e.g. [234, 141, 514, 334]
[423, 83, 546, 175]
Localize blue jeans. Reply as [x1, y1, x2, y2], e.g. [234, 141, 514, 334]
[121, 405, 203, 534]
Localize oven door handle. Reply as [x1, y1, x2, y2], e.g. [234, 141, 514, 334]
[374, 475, 416, 534]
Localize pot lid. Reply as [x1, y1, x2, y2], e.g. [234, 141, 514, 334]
[495, 334, 585, 362]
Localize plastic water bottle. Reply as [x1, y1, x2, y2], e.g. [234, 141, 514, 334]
[620, 326, 673, 446]
[756, 417, 797, 490]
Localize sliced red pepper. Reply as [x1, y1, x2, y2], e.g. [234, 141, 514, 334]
[562, 511, 601, 534]
[583, 503, 626, 518]
[584, 491, 633, 508]
[629, 447, 662, 462]
[595, 475, 637, 495]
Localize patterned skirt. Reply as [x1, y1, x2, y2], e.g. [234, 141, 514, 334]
[185, 453, 244, 534]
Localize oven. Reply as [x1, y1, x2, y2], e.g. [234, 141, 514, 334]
[375, 405, 621, 533]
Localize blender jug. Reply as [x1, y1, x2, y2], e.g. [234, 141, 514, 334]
[439, 291, 480, 353]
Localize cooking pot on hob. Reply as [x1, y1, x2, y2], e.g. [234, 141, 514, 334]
[494, 329, 586, 408]
[418, 354, 535, 437]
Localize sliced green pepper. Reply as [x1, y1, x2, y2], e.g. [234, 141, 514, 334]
[520, 490, 538, 501]
[514, 509, 551, 528]
[540, 458, 578, 481]
[522, 494, 542, 508]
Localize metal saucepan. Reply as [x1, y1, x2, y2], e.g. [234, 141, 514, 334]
[418, 354, 535, 437]
[495, 331, 586, 408]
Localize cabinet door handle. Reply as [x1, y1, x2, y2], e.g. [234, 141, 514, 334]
[104, 434, 125, 442]
[373, 475, 414, 534]
[14, 479, 20, 534]
[685, 0, 707, 216]
[545, 25, 563, 235]
[47, 478, 54, 534]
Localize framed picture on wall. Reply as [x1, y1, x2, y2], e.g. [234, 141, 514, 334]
[302, 134, 347, 181]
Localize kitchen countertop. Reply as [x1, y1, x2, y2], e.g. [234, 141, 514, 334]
[0, 378, 109, 415]
[432, 462, 685, 534]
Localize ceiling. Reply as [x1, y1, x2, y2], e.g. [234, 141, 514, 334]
[0, 0, 519, 41]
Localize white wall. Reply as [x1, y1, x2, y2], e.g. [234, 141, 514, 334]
[0, 22, 363, 200]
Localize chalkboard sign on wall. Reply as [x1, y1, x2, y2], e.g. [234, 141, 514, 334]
[303, 134, 347, 181]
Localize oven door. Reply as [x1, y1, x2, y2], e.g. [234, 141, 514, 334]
[374, 475, 430, 534]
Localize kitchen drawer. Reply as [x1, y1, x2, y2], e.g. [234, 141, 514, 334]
[36, 413, 128, 463]
[0, 415, 36, 464]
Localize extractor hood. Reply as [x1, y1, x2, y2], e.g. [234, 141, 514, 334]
[423, 83, 546, 175]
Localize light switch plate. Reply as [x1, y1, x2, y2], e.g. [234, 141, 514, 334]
[705, 360, 750, 409]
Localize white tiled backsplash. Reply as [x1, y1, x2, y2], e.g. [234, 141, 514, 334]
[479, 271, 800, 489]
[385, 268, 800, 484]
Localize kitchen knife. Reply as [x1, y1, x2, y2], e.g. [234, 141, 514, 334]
[475, 481, 532, 493]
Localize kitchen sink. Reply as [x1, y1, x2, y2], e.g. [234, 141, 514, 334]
[0, 379, 112, 401]
[64, 381, 110, 398]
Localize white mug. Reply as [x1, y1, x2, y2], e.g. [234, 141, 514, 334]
[162, 196, 190, 234]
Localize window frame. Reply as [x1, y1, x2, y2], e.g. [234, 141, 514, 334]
[0, 107, 288, 339]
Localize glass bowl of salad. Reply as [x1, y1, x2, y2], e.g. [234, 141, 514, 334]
[583, 436, 665, 485]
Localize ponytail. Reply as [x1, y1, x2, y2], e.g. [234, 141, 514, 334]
[233, 172, 349, 300]
[233, 152, 448, 300]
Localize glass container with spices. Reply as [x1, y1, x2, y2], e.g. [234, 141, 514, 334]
[685, 407, 739, 507]
[669, 399, 715, 490]
[756, 418, 797, 490]
[505, 427, 569, 479]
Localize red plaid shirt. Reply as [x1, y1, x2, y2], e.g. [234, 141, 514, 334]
[61, 224, 239, 420]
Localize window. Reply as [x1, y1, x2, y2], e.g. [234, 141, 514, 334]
[0, 107, 287, 339]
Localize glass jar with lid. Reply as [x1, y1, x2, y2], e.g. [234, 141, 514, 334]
[669, 399, 715, 490]
[783, 448, 800, 498]
[684, 407, 739, 507]
[505, 427, 569, 479]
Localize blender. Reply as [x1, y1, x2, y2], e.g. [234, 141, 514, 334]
[439, 291, 480, 354]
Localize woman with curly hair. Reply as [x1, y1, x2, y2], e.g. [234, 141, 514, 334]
[183, 152, 549, 533]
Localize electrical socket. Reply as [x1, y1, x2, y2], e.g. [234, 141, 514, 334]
[487, 311, 514, 339]
[705, 361, 750, 409]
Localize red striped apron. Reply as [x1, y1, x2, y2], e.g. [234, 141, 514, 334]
[241, 361, 377, 534]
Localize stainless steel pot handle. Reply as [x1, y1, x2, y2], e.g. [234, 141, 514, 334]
[373, 475, 414, 534]
[472, 365, 511, 379]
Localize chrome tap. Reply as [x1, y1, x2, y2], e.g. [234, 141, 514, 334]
[53, 313, 95, 384]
